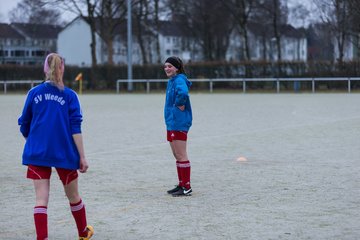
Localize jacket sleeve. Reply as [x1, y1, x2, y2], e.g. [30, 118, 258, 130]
[68, 91, 83, 134]
[18, 91, 33, 138]
[174, 76, 189, 106]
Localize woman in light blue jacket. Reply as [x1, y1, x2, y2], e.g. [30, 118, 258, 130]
[164, 56, 193, 197]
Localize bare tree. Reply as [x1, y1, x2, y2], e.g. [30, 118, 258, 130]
[348, 0, 360, 59]
[9, 0, 63, 25]
[288, 3, 310, 28]
[348, 0, 360, 19]
[220, 0, 256, 61]
[307, 23, 334, 61]
[46, 0, 100, 67]
[167, 0, 232, 61]
[256, 0, 288, 62]
[132, 0, 166, 64]
[314, 0, 352, 64]
[99, 0, 127, 65]
[154, 0, 161, 63]
[133, 0, 151, 64]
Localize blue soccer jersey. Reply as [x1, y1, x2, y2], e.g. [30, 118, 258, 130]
[18, 82, 82, 170]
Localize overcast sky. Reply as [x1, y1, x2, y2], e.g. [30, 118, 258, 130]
[0, 0, 319, 27]
[0, 0, 21, 23]
[0, 0, 76, 23]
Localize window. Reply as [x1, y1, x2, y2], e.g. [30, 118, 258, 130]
[32, 50, 46, 56]
[14, 50, 25, 56]
[166, 49, 171, 55]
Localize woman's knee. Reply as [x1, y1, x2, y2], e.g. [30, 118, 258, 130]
[175, 152, 188, 162]
[64, 180, 80, 203]
[34, 179, 50, 206]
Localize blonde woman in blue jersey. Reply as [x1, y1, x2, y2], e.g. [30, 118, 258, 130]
[164, 56, 193, 197]
[18, 53, 94, 240]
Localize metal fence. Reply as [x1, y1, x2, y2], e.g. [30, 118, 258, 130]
[1, 78, 360, 94]
[0, 80, 43, 94]
[116, 77, 360, 93]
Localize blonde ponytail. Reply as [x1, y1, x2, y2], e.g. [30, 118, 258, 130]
[44, 53, 65, 89]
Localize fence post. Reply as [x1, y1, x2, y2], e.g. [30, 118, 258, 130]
[146, 80, 150, 93]
[294, 80, 300, 92]
[209, 79, 213, 93]
[348, 78, 351, 93]
[276, 79, 280, 93]
[4, 81, 7, 94]
[116, 80, 120, 94]
[312, 78, 315, 93]
[243, 79, 246, 93]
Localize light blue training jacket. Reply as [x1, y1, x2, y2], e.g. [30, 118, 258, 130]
[18, 82, 82, 170]
[164, 73, 192, 131]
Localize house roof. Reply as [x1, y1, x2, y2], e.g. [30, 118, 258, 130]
[0, 23, 24, 39]
[10, 22, 62, 39]
[63, 16, 185, 39]
[281, 25, 306, 38]
[157, 21, 184, 37]
[245, 22, 306, 39]
[70, 16, 153, 39]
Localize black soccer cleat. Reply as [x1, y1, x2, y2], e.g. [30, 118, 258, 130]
[167, 185, 182, 194]
[171, 187, 192, 197]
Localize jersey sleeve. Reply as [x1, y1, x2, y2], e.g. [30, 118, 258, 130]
[68, 91, 83, 134]
[174, 76, 189, 106]
[18, 91, 34, 138]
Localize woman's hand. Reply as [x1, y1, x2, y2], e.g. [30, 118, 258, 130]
[177, 105, 185, 111]
[79, 157, 89, 173]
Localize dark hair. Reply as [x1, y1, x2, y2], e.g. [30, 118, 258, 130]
[165, 56, 185, 74]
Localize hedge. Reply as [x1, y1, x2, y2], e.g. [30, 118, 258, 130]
[0, 61, 359, 91]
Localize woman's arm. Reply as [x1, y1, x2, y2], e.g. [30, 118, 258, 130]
[72, 133, 89, 173]
[175, 76, 189, 107]
[18, 92, 34, 138]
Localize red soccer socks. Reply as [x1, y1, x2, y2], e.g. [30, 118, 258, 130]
[177, 160, 191, 189]
[70, 199, 88, 237]
[34, 206, 48, 240]
[176, 161, 183, 186]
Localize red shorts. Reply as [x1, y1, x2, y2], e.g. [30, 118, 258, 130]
[27, 165, 78, 185]
[167, 130, 188, 142]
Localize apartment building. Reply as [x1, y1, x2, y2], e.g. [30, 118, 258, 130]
[0, 23, 62, 65]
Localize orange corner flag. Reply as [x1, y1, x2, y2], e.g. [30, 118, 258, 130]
[75, 72, 83, 81]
